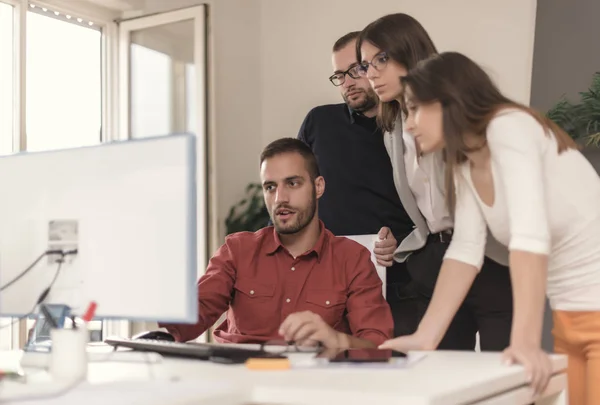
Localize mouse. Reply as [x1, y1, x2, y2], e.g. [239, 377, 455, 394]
[132, 330, 175, 342]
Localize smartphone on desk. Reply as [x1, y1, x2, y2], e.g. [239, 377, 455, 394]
[329, 348, 406, 363]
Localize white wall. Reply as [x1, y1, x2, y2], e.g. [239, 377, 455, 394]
[208, 0, 263, 248]
[259, 0, 537, 146]
[130, 0, 538, 246]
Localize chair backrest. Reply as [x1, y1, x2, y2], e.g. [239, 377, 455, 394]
[338, 234, 386, 298]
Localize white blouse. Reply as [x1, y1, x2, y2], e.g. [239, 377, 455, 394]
[444, 109, 600, 311]
[402, 131, 453, 233]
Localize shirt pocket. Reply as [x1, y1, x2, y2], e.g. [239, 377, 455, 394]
[305, 290, 347, 327]
[232, 277, 276, 335]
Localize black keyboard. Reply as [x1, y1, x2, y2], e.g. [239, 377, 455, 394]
[103, 337, 271, 362]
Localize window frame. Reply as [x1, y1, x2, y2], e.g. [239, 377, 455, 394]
[118, 5, 209, 342]
[0, 0, 212, 348]
[0, 0, 120, 348]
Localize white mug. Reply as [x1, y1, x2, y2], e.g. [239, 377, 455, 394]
[49, 327, 89, 383]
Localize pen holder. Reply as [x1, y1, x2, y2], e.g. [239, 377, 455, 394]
[49, 327, 89, 383]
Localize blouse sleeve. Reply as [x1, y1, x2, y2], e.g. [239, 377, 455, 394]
[486, 110, 551, 255]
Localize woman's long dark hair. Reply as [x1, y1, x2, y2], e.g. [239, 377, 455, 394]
[400, 52, 578, 214]
[356, 13, 437, 132]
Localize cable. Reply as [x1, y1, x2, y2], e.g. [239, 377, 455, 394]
[35, 258, 65, 306]
[0, 250, 82, 401]
[0, 251, 71, 331]
[0, 249, 65, 292]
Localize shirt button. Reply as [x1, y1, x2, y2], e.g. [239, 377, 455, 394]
[291, 267, 295, 271]
[250, 290, 255, 295]
[286, 298, 291, 303]
[325, 300, 330, 305]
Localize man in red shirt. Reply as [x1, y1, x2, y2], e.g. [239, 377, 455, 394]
[160, 138, 393, 348]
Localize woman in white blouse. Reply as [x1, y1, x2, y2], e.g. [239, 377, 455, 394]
[380, 51, 600, 404]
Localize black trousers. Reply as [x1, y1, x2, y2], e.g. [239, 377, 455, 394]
[386, 261, 422, 338]
[404, 235, 513, 351]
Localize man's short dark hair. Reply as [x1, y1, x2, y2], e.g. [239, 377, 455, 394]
[332, 31, 360, 52]
[260, 138, 320, 181]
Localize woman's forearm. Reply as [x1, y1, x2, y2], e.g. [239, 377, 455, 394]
[508, 250, 548, 347]
[417, 258, 478, 348]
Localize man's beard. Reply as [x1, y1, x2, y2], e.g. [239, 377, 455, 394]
[343, 87, 378, 113]
[270, 188, 317, 235]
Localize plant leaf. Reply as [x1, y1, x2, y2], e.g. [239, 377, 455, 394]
[224, 182, 269, 235]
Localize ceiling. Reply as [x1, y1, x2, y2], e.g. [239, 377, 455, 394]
[82, 0, 145, 13]
[76, 0, 206, 16]
[40, 0, 206, 25]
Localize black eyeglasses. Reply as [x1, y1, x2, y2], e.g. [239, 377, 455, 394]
[357, 52, 390, 77]
[329, 64, 362, 86]
[260, 340, 323, 354]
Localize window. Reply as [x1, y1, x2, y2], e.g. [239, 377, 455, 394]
[23, 6, 104, 345]
[26, 9, 102, 152]
[130, 43, 172, 138]
[0, 2, 207, 349]
[0, 1, 15, 351]
[128, 19, 196, 139]
[185, 63, 196, 134]
[0, 2, 13, 155]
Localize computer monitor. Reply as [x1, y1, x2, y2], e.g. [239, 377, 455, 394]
[0, 134, 197, 324]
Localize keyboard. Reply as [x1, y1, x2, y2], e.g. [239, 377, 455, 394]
[103, 337, 271, 362]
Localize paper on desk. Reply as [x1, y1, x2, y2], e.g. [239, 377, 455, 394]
[2, 379, 237, 405]
[342, 234, 386, 298]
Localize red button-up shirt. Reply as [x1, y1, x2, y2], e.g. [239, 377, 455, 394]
[160, 222, 393, 345]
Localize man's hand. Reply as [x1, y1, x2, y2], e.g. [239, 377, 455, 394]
[374, 226, 397, 267]
[279, 311, 347, 349]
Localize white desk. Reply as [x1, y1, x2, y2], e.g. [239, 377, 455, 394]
[0, 348, 568, 405]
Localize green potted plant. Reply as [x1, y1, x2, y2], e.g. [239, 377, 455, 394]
[547, 71, 600, 146]
[224, 183, 270, 235]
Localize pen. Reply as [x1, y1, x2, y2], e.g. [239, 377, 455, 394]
[82, 301, 97, 323]
[0, 369, 25, 381]
[39, 304, 59, 329]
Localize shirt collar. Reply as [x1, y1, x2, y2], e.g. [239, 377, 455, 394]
[265, 220, 328, 261]
[347, 104, 356, 124]
[347, 104, 378, 126]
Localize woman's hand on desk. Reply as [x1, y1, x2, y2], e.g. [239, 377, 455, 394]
[377, 332, 436, 353]
[502, 344, 552, 397]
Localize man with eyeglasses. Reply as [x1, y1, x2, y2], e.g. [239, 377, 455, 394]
[297, 32, 420, 338]
[159, 138, 393, 349]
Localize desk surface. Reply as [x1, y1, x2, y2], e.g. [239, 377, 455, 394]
[0, 347, 568, 405]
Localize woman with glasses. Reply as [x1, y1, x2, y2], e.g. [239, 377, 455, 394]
[354, 13, 513, 352]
